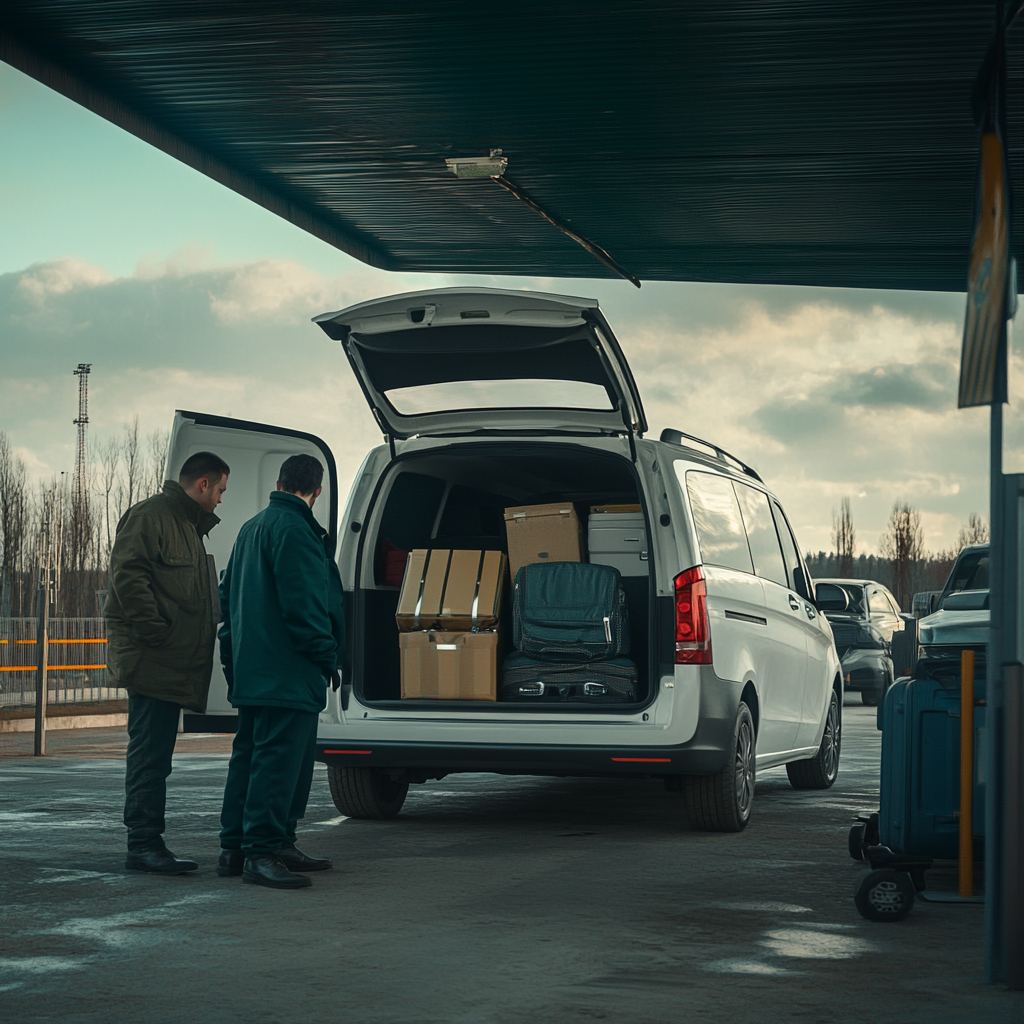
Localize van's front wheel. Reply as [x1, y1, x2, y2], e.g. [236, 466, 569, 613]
[327, 766, 409, 819]
[786, 688, 841, 790]
[683, 702, 755, 832]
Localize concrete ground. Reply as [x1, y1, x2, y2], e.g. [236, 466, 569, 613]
[1, 702, 1021, 1024]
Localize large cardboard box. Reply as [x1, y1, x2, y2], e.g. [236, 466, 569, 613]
[503, 502, 583, 578]
[396, 549, 506, 632]
[400, 630, 498, 700]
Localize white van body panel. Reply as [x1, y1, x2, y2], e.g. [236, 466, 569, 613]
[166, 411, 337, 721]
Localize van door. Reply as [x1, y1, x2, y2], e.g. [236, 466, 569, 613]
[166, 411, 338, 729]
[734, 483, 805, 755]
[770, 501, 831, 749]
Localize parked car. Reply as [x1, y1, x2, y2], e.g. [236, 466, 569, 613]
[166, 287, 843, 832]
[814, 579, 904, 706]
[917, 544, 989, 659]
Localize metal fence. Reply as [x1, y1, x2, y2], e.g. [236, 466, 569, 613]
[0, 618, 125, 708]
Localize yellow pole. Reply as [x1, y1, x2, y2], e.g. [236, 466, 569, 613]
[960, 649, 975, 899]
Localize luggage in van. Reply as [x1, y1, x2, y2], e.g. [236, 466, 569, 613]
[396, 549, 506, 632]
[588, 510, 649, 577]
[503, 503, 583, 578]
[512, 561, 630, 662]
[878, 657, 986, 858]
[500, 652, 637, 702]
[400, 630, 498, 701]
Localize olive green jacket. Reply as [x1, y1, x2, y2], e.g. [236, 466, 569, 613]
[104, 482, 221, 712]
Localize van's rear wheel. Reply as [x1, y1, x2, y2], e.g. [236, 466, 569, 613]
[683, 702, 755, 832]
[327, 766, 408, 819]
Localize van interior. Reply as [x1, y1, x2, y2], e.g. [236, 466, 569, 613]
[354, 444, 656, 710]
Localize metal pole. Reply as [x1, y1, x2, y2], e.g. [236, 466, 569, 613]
[1005, 661, 1024, 989]
[985, 345, 1005, 982]
[961, 649, 976, 898]
[33, 554, 50, 758]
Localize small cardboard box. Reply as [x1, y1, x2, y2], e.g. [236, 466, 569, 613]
[396, 549, 506, 632]
[400, 630, 498, 700]
[503, 502, 583, 578]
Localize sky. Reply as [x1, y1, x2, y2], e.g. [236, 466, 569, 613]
[2, 61, 1023, 558]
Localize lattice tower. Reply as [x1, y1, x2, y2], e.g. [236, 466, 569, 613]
[72, 364, 91, 510]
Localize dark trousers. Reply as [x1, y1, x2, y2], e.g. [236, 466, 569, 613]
[123, 693, 182, 851]
[219, 705, 319, 855]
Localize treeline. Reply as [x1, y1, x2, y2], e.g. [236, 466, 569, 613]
[805, 498, 989, 611]
[0, 420, 169, 618]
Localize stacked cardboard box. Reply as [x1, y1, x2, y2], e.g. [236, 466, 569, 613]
[502, 502, 583, 578]
[396, 549, 506, 700]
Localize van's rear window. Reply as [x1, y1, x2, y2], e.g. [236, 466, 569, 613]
[385, 379, 614, 414]
[681, 469, 754, 574]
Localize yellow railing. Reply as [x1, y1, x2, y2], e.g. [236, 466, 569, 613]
[0, 637, 107, 672]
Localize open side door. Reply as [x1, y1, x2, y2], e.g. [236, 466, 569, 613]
[166, 410, 338, 728]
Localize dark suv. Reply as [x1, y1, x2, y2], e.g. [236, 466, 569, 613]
[815, 579, 905, 706]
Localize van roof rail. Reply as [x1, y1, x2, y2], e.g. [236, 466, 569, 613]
[659, 428, 763, 484]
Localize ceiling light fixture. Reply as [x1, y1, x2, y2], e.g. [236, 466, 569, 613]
[444, 150, 640, 288]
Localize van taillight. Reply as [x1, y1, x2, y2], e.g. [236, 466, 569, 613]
[675, 566, 711, 664]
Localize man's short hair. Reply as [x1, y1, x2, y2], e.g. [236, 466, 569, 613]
[179, 451, 231, 485]
[279, 454, 324, 496]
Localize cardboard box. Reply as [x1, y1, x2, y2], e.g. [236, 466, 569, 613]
[503, 502, 583, 578]
[590, 504, 642, 515]
[396, 549, 506, 632]
[400, 630, 498, 700]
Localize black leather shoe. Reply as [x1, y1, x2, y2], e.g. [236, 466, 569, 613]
[216, 849, 245, 877]
[125, 846, 198, 874]
[242, 854, 312, 889]
[276, 844, 332, 872]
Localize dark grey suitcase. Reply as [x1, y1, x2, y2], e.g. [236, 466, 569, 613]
[512, 561, 630, 662]
[500, 652, 637, 703]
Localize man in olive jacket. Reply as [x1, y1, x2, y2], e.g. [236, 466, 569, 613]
[216, 453, 342, 889]
[105, 451, 230, 874]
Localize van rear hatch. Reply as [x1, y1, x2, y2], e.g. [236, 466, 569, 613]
[313, 287, 646, 439]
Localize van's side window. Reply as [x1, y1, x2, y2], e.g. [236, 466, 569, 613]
[735, 483, 788, 587]
[684, 471, 754, 574]
[770, 500, 801, 591]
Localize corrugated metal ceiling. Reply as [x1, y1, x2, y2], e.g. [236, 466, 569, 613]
[2, 1, 1020, 289]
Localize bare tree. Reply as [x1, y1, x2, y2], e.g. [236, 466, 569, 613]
[114, 417, 143, 521]
[94, 437, 121, 565]
[880, 500, 924, 610]
[0, 433, 30, 616]
[956, 512, 989, 550]
[146, 428, 170, 496]
[831, 497, 856, 578]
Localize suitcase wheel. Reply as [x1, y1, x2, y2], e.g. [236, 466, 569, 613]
[848, 822, 867, 862]
[853, 869, 915, 922]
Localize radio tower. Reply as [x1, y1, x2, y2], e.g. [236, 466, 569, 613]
[70, 365, 92, 602]
[72, 364, 91, 509]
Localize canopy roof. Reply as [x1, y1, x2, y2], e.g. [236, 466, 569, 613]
[2, 1, 1021, 290]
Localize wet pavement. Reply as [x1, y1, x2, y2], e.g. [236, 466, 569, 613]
[1, 701, 1021, 1024]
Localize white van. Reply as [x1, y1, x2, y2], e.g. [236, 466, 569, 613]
[168, 287, 842, 832]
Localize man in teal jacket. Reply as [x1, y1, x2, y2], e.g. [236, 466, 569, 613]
[216, 454, 343, 889]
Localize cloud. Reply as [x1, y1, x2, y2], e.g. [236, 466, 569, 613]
[0, 250, 1008, 555]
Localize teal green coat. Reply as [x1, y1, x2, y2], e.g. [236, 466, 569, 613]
[104, 482, 221, 712]
[218, 491, 342, 713]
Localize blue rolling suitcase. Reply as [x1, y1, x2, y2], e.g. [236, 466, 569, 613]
[512, 562, 630, 662]
[877, 657, 985, 858]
